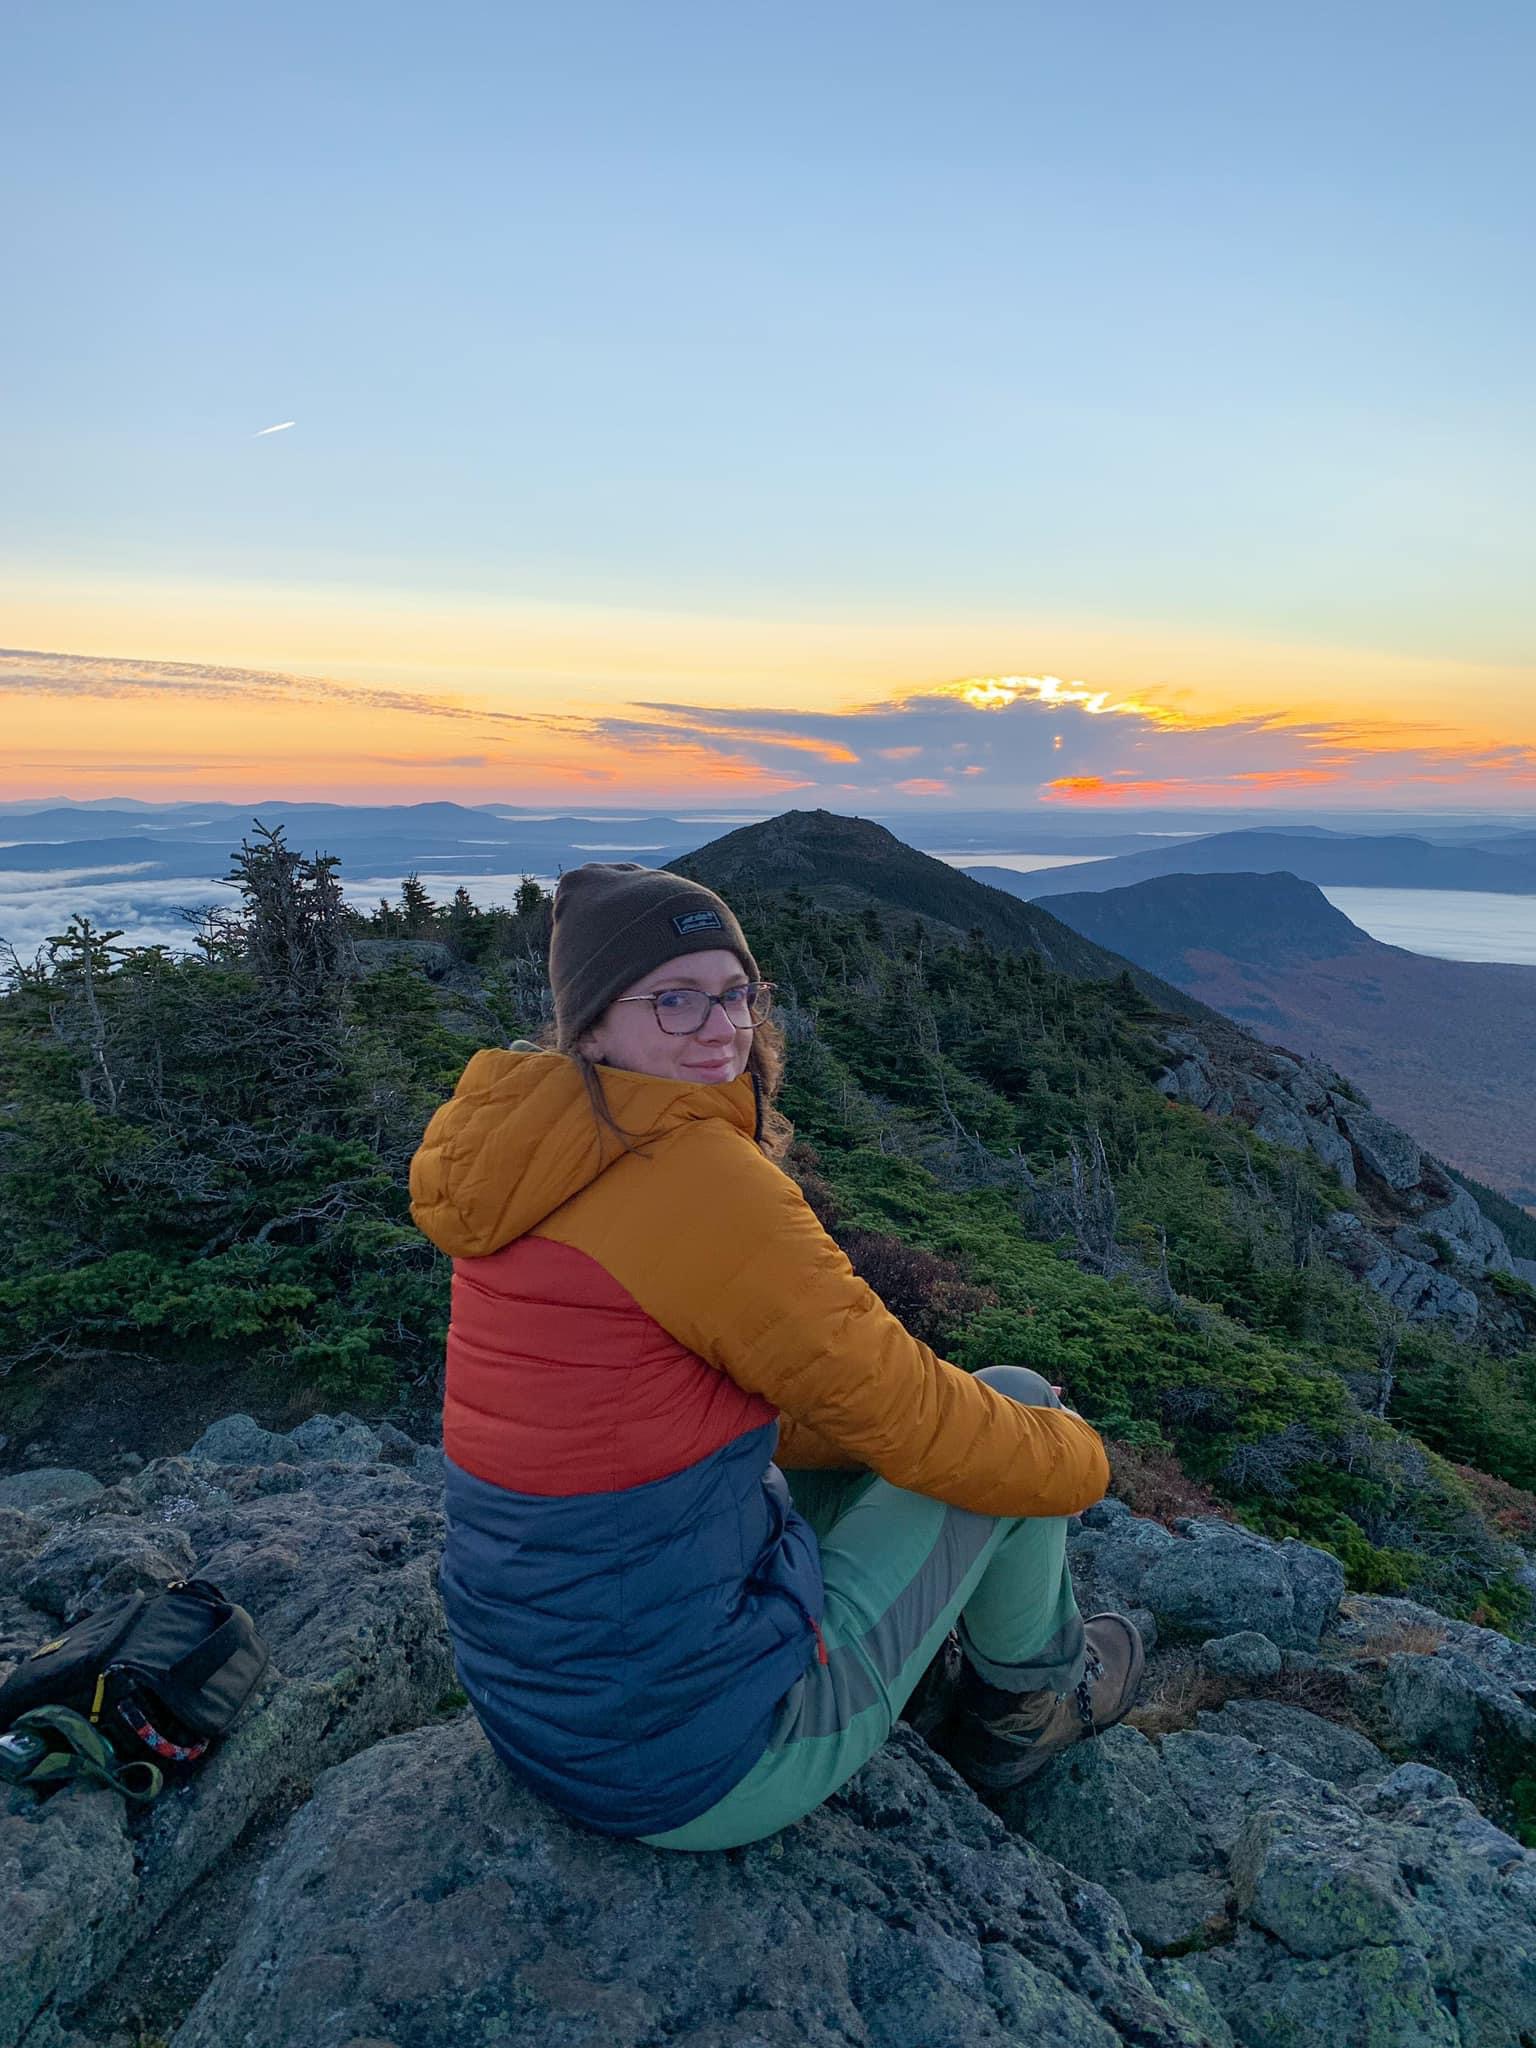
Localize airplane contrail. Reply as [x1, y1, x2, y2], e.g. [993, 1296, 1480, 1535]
[254, 421, 296, 437]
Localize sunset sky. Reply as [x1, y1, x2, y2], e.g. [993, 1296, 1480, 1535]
[4, 2, 1533, 811]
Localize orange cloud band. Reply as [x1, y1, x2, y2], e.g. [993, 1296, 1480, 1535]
[6, 642, 1536, 809]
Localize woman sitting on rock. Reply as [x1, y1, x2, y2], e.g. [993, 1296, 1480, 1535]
[409, 864, 1143, 1850]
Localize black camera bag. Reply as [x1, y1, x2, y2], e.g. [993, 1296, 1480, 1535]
[0, 1577, 268, 1770]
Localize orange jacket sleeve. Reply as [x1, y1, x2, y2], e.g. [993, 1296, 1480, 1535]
[773, 1413, 865, 1471]
[540, 1119, 1109, 1520]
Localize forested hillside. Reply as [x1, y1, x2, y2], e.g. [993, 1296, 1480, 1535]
[4, 818, 1536, 1634]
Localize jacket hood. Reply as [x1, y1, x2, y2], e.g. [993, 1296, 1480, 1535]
[409, 1048, 760, 1260]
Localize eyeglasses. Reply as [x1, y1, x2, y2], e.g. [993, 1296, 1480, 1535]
[612, 981, 775, 1035]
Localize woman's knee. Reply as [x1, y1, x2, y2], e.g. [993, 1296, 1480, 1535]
[974, 1363, 1060, 1409]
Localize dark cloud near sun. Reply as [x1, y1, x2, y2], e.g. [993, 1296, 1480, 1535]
[595, 687, 1336, 800]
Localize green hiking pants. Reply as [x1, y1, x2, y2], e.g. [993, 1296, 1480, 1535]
[641, 1364, 1086, 1852]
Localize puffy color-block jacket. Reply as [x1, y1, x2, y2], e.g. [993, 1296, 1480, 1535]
[409, 1048, 1109, 1836]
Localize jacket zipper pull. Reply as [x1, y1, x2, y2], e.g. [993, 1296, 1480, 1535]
[811, 1619, 829, 1666]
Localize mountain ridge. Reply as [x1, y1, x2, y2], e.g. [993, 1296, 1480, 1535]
[973, 829, 1536, 900]
[1044, 869, 1536, 1204]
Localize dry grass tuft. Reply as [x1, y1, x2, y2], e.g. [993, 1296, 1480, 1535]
[1127, 1649, 1367, 1742]
[1126, 1664, 1235, 1738]
[1347, 1618, 1447, 1661]
[1256, 1661, 1364, 1726]
[1104, 1442, 1234, 1530]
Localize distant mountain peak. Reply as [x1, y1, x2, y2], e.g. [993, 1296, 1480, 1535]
[672, 807, 1212, 1017]
[1007, 827, 1536, 899]
[677, 806, 909, 873]
[1046, 869, 1378, 971]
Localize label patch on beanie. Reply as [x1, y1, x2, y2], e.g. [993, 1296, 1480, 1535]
[672, 908, 724, 936]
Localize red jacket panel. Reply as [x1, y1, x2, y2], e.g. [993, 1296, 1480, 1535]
[444, 1234, 779, 1497]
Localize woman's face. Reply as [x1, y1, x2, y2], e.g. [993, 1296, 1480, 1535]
[578, 948, 754, 1085]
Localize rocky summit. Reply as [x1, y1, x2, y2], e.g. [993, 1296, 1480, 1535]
[4, 1418, 1536, 2048]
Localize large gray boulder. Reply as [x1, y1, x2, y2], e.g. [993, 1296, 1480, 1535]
[1199, 1632, 1283, 1681]
[1380, 1643, 1536, 1771]
[184, 1409, 422, 1469]
[1206, 1773, 1536, 2048]
[1335, 1106, 1423, 1192]
[182, 1413, 294, 1465]
[1380, 1653, 1484, 1759]
[170, 1716, 1207, 2048]
[1002, 1724, 1230, 1956]
[1340, 1594, 1536, 1772]
[186, 1409, 444, 1481]
[1, 1781, 134, 2048]
[1003, 1721, 1536, 2047]
[0, 1468, 104, 1512]
[1416, 1184, 1518, 1276]
[1194, 1699, 1386, 1786]
[1072, 1508, 1344, 1653]
[16, 1515, 198, 1619]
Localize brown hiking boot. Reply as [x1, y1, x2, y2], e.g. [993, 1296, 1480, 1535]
[938, 1613, 1145, 1792]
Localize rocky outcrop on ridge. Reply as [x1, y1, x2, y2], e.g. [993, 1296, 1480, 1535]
[3, 1414, 1534, 2048]
[173, 1717, 1202, 2048]
[1067, 1499, 1344, 1657]
[1010, 1724, 1536, 2045]
[1154, 1025, 1517, 1334]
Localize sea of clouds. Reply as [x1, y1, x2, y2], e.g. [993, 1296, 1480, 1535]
[7, 860, 1536, 972]
[0, 870, 563, 965]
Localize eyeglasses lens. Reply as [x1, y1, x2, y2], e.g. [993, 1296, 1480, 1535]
[655, 985, 771, 1034]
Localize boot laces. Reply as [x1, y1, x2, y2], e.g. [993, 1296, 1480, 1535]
[1074, 1647, 1105, 1730]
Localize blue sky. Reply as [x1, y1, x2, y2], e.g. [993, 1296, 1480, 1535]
[7, 2, 1532, 635]
[4, 1, 1534, 810]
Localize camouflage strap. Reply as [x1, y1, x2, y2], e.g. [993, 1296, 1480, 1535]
[8, 1705, 164, 1803]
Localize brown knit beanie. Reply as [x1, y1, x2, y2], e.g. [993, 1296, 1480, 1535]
[549, 863, 759, 1047]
